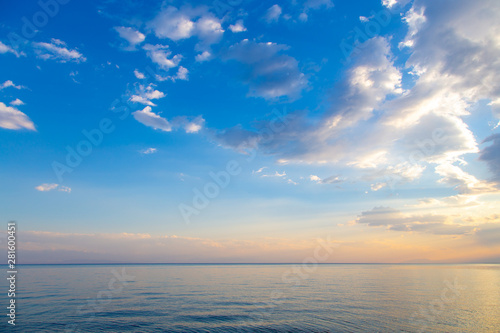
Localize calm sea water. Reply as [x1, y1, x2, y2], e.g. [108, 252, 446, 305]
[2, 264, 499, 332]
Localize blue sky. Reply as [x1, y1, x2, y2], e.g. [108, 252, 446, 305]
[1, 0, 500, 263]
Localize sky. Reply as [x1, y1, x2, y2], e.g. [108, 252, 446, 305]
[0, 0, 499, 264]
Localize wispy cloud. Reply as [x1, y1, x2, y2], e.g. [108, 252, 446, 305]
[264, 4, 282, 23]
[140, 147, 158, 155]
[35, 183, 71, 193]
[0, 80, 24, 90]
[32, 39, 86, 63]
[0, 41, 22, 57]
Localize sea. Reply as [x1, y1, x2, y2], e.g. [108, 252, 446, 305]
[2, 264, 499, 332]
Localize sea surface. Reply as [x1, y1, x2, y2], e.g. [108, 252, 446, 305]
[2, 264, 499, 332]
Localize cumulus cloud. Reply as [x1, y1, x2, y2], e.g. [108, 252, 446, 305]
[229, 20, 246, 33]
[215, 0, 500, 195]
[134, 69, 145, 79]
[32, 39, 86, 63]
[129, 83, 165, 106]
[194, 14, 224, 50]
[225, 40, 308, 100]
[195, 51, 211, 62]
[217, 37, 400, 163]
[10, 99, 24, 106]
[401, 0, 500, 117]
[0, 102, 35, 131]
[148, 5, 224, 52]
[35, 183, 71, 193]
[114, 26, 146, 50]
[149, 6, 196, 41]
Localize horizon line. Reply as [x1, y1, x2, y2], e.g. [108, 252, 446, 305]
[10, 262, 500, 265]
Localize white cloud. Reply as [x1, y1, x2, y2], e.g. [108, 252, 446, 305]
[175, 66, 188, 81]
[309, 175, 321, 182]
[261, 171, 286, 178]
[143, 44, 182, 70]
[0, 102, 35, 131]
[0, 80, 24, 90]
[195, 51, 211, 62]
[10, 99, 24, 106]
[149, 6, 195, 41]
[253, 167, 268, 174]
[213, 1, 500, 199]
[309, 175, 343, 184]
[134, 69, 145, 79]
[32, 39, 86, 63]
[264, 4, 282, 23]
[132, 106, 205, 134]
[155, 66, 189, 82]
[35, 183, 71, 193]
[114, 26, 145, 50]
[225, 40, 308, 100]
[140, 147, 157, 155]
[147, 5, 225, 57]
[382, 0, 411, 8]
[217, 37, 400, 163]
[129, 84, 165, 106]
[195, 15, 224, 49]
[229, 20, 246, 33]
[132, 106, 172, 132]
